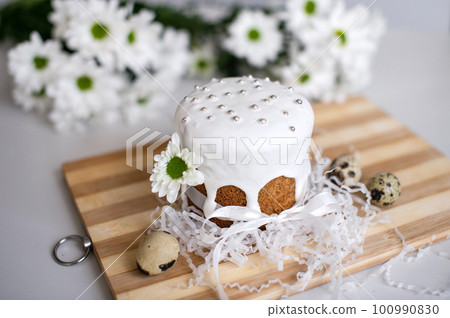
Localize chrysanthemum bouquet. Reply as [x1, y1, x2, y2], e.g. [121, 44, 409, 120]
[3, 0, 385, 131]
[221, 0, 385, 102]
[7, 0, 190, 131]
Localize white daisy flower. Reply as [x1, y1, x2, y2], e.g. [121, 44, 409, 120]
[224, 10, 283, 68]
[48, 107, 86, 133]
[46, 54, 125, 129]
[283, 1, 385, 102]
[155, 28, 191, 80]
[150, 133, 204, 203]
[12, 86, 52, 113]
[116, 10, 163, 74]
[8, 31, 66, 95]
[49, 0, 85, 39]
[189, 44, 216, 77]
[284, 0, 332, 33]
[122, 75, 169, 124]
[277, 50, 337, 102]
[333, 54, 372, 102]
[301, 1, 385, 61]
[63, 0, 128, 69]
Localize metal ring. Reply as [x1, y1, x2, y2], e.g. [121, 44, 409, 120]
[53, 235, 92, 266]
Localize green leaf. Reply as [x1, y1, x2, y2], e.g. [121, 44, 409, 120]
[0, 0, 53, 43]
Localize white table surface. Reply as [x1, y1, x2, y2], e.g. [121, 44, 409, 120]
[0, 29, 449, 300]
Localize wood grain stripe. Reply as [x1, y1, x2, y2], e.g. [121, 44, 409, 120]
[390, 157, 450, 185]
[313, 97, 379, 126]
[75, 180, 151, 212]
[71, 170, 148, 197]
[83, 195, 157, 226]
[95, 229, 146, 259]
[359, 136, 431, 167]
[395, 173, 450, 205]
[314, 117, 404, 149]
[314, 108, 385, 131]
[321, 128, 413, 160]
[65, 142, 168, 186]
[88, 211, 150, 243]
[362, 148, 441, 179]
[365, 189, 450, 237]
[63, 150, 124, 172]
[65, 159, 134, 186]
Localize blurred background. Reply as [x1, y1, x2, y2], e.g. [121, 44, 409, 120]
[140, 0, 450, 33]
[0, 0, 449, 32]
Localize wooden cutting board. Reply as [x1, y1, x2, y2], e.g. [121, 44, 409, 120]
[63, 97, 450, 299]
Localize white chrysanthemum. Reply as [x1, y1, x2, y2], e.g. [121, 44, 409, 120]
[155, 28, 191, 80]
[301, 1, 386, 61]
[122, 76, 169, 124]
[49, 0, 85, 39]
[284, 0, 332, 33]
[115, 10, 163, 74]
[332, 54, 372, 102]
[282, 1, 385, 102]
[150, 133, 204, 203]
[63, 0, 128, 68]
[8, 32, 66, 94]
[12, 86, 53, 113]
[224, 10, 283, 68]
[189, 44, 216, 77]
[48, 107, 87, 132]
[277, 50, 337, 102]
[46, 54, 125, 130]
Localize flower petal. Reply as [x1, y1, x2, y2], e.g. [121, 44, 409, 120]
[171, 132, 180, 147]
[166, 182, 181, 203]
[167, 141, 180, 157]
[184, 169, 204, 186]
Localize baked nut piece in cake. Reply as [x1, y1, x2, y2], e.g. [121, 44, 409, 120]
[174, 76, 314, 224]
[193, 176, 296, 227]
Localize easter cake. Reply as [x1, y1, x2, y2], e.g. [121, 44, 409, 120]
[173, 76, 314, 225]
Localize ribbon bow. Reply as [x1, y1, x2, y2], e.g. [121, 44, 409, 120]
[200, 191, 339, 299]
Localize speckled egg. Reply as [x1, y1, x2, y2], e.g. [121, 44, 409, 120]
[367, 172, 401, 207]
[136, 231, 180, 276]
[328, 154, 362, 186]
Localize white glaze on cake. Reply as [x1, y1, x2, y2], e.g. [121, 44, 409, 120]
[174, 76, 314, 217]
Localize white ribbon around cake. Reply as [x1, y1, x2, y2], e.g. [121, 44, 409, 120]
[189, 190, 339, 299]
[197, 191, 339, 245]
